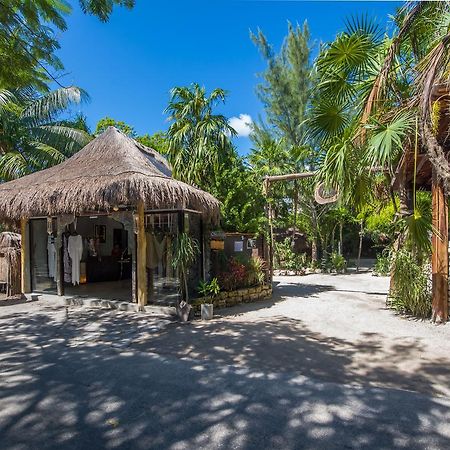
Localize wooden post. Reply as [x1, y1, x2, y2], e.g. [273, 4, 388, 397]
[136, 200, 148, 309]
[431, 172, 448, 323]
[20, 218, 31, 294]
[55, 218, 64, 296]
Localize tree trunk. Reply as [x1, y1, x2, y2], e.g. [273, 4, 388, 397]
[357, 219, 363, 272]
[292, 181, 298, 244]
[339, 221, 343, 256]
[311, 238, 318, 264]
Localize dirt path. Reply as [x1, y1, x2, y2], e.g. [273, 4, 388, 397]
[137, 272, 450, 398]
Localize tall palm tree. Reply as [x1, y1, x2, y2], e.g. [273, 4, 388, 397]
[0, 86, 92, 180]
[165, 83, 236, 189]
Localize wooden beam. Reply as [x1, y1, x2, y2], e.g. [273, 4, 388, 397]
[431, 172, 448, 323]
[264, 172, 317, 183]
[136, 200, 148, 309]
[20, 218, 31, 294]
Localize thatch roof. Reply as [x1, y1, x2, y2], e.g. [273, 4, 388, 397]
[0, 127, 220, 223]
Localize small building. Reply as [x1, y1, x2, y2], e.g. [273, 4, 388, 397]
[0, 127, 220, 307]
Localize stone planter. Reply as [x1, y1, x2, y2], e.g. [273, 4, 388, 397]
[177, 301, 192, 322]
[201, 303, 214, 320]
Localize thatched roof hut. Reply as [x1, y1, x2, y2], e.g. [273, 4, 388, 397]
[0, 126, 220, 223]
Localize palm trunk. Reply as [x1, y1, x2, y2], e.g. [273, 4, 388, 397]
[339, 221, 343, 256]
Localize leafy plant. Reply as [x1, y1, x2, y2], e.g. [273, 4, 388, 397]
[245, 256, 266, 286]
[172, 232, 199, 303]
[198, 278, 221, 302]
[217, 257, 247, 292]
[330, 252, 347, 272]
[374, 252, 391, 277]
[388, 249, 431, 319]
[275, 238, 308, 271]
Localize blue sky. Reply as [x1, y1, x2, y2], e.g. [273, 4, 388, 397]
[56, 0, 402, 155]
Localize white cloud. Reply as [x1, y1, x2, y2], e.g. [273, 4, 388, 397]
[229, 114, 253, 137]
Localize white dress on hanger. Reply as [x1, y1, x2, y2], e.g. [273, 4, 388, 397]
[47, 236, 56, 280]
[68, 234, 83, 285]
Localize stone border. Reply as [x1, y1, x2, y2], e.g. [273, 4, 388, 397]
[191, 283, 272, 313]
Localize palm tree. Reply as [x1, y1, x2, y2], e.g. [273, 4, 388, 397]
[0, 86, 92, 180]
[165, 83, 236, 189]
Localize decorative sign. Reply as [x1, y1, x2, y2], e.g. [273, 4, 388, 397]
[234, 241, 244, 252]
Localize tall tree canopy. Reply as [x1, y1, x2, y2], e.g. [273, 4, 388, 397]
[165, 83, 236, 190]
[0, 86, 91, 180]
[0, 0, 135, 90]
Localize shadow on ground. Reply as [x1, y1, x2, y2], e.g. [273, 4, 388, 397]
[0, 303, 449, 449]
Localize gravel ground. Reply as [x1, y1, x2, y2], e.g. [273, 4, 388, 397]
[0, 273, 449, 449]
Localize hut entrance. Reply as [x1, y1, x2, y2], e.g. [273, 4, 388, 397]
[145, 210, 204, 305]
[63, 215, 132, 301]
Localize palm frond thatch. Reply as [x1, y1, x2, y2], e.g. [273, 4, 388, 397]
[0, 127, 220, 223]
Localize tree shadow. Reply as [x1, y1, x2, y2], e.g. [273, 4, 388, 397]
[0, 305, 449, 449]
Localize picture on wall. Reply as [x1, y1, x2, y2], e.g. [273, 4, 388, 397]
[94, 224, 106, 243]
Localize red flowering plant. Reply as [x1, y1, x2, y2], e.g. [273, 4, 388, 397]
[217, 257, 248, 291]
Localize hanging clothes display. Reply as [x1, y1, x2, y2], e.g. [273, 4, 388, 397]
[47, 236, 56, 280]
[68, 234, 83, 285]
[63, 234, 72, 283]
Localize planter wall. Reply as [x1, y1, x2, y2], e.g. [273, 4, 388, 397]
[191, 283, 272, 316]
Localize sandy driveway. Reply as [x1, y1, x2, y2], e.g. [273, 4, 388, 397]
[1, 273, 450, 449]
[139, 272, 450, 398]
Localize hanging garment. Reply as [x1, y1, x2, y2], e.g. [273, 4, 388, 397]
[146, 232, 158, 269]
[153, 235, 166, 276]
[68, 234, 83, 285]
[47, 236, 56, 280]
[63, 234, 72, 283]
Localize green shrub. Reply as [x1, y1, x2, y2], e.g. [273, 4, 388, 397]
[275, 238, 308, 270]
[374, 252, 390, 276]
[388, 249, 431, 318]
[198, 278, 221, 300]
[330, 252, 347, 272]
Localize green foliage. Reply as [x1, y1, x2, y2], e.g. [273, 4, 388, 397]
[172, 232, 200, 303]
[211, 155, 266, 233]
[245, 256, 266, 286]
[165, 83, 236, 190]
[251, 21, 313, 147]
[217, 255, 265, 291]
[374, 252, 390, 276]
[0, 1, 134, 91]
[136, 131, 169, 155]
[274, 238, 308, 271]
[198, 277, 221, 300]
[389, 248, 431, 318]
[95, 117, 136, 136]
[330, 252, 347, 272]
[0, 87, 92, 180]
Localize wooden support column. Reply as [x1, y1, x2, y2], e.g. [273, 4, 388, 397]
[431, 172, 448, 323]
[55, 218, 64, 296]
[136, 200, 148, 309]
[20, 218, 31, 294]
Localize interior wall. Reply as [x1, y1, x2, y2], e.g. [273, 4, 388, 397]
[74, 215, 124, 256]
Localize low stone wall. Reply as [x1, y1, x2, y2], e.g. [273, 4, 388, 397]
[191, 283, 272, 313]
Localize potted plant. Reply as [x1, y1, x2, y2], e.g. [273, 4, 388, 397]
[172, 232, 199, 322]
[198, 277, 220, 320]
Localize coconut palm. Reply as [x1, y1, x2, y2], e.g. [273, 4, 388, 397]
[165, 83, 236, 189]
[0, 86, 92, 180]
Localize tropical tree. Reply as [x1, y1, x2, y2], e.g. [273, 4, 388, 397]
[0, 0, 135, 90]
[0, 86, 92, 180]
[165, 83, 236, 190]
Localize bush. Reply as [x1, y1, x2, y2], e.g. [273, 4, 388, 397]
[217, 256, 266, 291]
[388, 249, 431, 318]
[374, 252, 390, 276]
[275, 238, 308, 270]
[330, 252, 346, 272]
